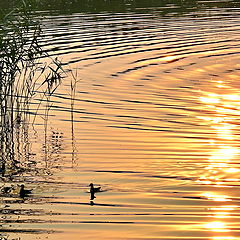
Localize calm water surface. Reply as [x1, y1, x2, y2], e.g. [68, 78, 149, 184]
[2, 1, 240, 239]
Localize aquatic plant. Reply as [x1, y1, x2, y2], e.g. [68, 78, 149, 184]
[69, 70, 78, 166]
[0, 0, 64, 177]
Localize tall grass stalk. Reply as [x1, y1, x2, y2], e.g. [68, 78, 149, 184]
[70, 70, 78, 167]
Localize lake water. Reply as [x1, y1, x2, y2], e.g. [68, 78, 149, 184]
[2, 0, 240, 239]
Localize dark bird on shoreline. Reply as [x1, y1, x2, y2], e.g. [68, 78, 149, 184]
[19, 184, 32, 198]
[89, 183, 101, 200]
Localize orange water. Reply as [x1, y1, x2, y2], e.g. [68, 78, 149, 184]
[2, 1, 240, 239]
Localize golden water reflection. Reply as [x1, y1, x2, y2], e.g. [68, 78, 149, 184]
[207, 146, 239, 175]
[202, 193, 231, 202]
[205, 221, 229, 232]
[204, 204, 236, 239]
[212, 237, 237, 240]
[203, 193, 236, 237]
[199, 78, 240, 239]
[198, 78, 240, 176]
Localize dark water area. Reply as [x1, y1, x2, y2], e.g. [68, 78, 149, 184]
[1, 0, 240, 239]
[1, 0, 240, 14]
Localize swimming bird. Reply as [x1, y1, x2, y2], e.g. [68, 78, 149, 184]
[19, 184, 32, 198]
[89, 183, 101, 193]
[89, 183, 101, 200]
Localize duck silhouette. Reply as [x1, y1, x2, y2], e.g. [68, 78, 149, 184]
[19, 184, 32, 198]
[89, 183, 101, 200]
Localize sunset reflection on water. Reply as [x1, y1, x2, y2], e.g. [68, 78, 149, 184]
[203, 195, 237, 238]
[198, 77, 240, 239]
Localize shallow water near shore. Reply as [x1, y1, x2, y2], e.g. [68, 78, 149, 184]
[1, 0, 240, 239]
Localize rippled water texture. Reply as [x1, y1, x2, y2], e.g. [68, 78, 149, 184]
[2, 1, 240, 239]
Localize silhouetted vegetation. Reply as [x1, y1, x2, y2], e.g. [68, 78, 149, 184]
[0, 0, 64, 177]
